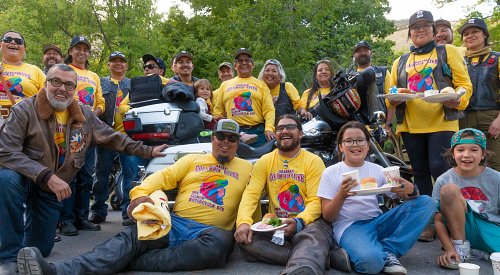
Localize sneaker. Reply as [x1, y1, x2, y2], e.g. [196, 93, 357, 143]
[329, 246, 352, 272]
[122, 218, 136, 226]
[471, 248, 490, 261]
[383, 253, 407, 275]
[418, 224, 435, 242]
[88, 215, 106, 224]
[53, 234, 61, 242]
[75, 220, 101, 231]
[445, 240, 471, 270]
[59, 222, 78, 236]
[17, 247, 56, 275]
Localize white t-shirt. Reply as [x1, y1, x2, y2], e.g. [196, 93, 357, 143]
[317, 161, 387, 244]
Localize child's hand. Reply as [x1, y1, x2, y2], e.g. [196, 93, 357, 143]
[338, 177, 358, 199]
[438, 249, 461, 268]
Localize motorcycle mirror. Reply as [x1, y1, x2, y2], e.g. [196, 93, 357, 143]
[372, 111, 386, 125]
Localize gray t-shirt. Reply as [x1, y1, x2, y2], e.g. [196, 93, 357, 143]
[432, 167, 500, 225]
[317, 161, 386, 244]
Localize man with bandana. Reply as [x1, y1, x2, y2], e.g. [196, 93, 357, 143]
[16, 119, 254, 275]
[0, 64, 166, 274]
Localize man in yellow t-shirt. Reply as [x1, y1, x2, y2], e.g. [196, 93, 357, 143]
[235, 114, 333, 274]
[22, 119, 253, 274]
[213, 48, 276, 146]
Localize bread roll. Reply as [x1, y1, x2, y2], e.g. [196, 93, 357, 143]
[360, 177, 377, 189]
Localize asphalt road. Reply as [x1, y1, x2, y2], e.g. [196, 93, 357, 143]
[48, 209, 494, 275]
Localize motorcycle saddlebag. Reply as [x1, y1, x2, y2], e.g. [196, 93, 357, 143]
[129, 75, 162, 106]
[176, 112, 204, 139]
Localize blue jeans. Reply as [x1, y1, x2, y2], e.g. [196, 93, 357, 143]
[401, 132, 453, 196]
[60, 147, 96, 224]
[0, 168, 61, 263]
[339, 196, 435, 274]
[240, 124, 267, 147]
[91, 147, 137, 220]
[168, 214, 213, 247]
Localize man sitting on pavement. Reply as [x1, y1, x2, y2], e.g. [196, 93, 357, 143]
[0, 64, 166, 274]
[235, 114, 335, 274]
[17, 119, 254, 275]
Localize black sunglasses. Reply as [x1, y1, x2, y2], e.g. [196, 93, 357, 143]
[213, 132, 239, 143]
[143, 64, 159, 70]
[2, 36, 24, 45]
[276, 124, 298, 132]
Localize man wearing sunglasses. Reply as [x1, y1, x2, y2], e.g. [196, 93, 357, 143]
[213, 48, 276, 147]
[0, 64, 167, 274]
[235, 114, 334, 274]
[0, 31, 46, 118]
[17, 119, 255, 275]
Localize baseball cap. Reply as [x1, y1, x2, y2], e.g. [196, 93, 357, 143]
[174, 51, 193, 62]
[451, 128, 486, 149]
[218, 62, 233, 70]
[142, 54, 167, 71]
[434, 19, 451, 29]
[214, 119, 240, 135]
[458, 18, 489, 36]
[109, 51, 127, 62]
[409, 10, 434, 27]
[69, 36, 91, 50]
[353, 41, 371, 52]
[43, 44, 62, 55]
[234, 48, 252, 59]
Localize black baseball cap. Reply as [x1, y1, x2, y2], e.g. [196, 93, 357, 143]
[458, 18, 489, 36]
[434, 19, 451, 29]
[43, 44, 62, 55]
[109, 51, 127, 62]
[409, 10, 434, 28]
[142, 54, 167, 71]
[69, 36, 91, 50]
[174, 51, 193, 62]
[353, 41, 371, 52]
[234, 48, 252, 59]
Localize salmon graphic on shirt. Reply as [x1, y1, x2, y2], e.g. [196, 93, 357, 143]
[78, 86, 95, 107]
[276, 181, 305, 216]
[0, 77, 24, 97]
[461, 186, 490, 219]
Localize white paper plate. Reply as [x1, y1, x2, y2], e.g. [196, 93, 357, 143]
[382, 93, 418, 101]
[351, 185, 393, 196]
[251, 221, 288, 232]
[421, 93, 459, 103]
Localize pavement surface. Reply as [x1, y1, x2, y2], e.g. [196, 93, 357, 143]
[48, 209, 494, 275]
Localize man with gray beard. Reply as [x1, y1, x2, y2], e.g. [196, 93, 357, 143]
[0, 64, 167, 274]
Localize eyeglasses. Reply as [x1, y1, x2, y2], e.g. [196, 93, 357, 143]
[47, 77, 77, 91]
[276, 124, 298, 132]
[236, 58, 252, 64]
[342, 139, 367, 147]
[410, 24, 432, 31]
[2, 36, 24, 45]
[214, 132, 239, 143]
[143, 64, 159, 70]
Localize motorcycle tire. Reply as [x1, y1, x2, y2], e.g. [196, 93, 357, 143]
[110, 170, 124, 211]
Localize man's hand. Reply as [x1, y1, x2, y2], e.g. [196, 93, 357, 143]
[442, 99, 460, 109]
[234, 223, 253, 244]
[489, 116, 500, 139]
[299, 108, 313, 121]
[265, 130, 275, 141]
[438, 249, 461, 268]
[47, 174, 71, 202]
[127, 196, 155, 218]
[281, 218, 297, 236]
[390, 177, 415, 198]
[151, 144, 168, 158]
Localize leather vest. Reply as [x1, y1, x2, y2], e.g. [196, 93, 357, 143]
[465, 51, 499, 111]
[274, 83, 294, 121]
[99, 77, 131, 127]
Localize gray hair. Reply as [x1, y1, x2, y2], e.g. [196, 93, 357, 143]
[46, 64, 77, 80]
[258, 59, 286, 83]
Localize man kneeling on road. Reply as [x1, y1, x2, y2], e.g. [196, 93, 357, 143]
[0, 64, 167, 274]
[17, 119, 253, 275]
[235, 114, 333, 274]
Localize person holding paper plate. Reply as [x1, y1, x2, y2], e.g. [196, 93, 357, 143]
[318, 121, 435, 275]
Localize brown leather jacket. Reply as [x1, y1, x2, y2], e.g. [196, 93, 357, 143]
[0, 88, 153, 193]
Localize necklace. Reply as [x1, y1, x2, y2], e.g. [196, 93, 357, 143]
[411, 51, 434, 75]
[280, 149, 301, 169]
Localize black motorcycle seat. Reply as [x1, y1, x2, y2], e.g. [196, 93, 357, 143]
[236, 138, 276, 159]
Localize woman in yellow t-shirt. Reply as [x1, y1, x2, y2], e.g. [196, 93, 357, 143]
[301, 60, 334, 117]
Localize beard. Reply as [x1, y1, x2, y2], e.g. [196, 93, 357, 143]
[47, 90, 73, 111]
[276, 136, 300, 152]
[355, 55, 371, 66]
[216, 155, 231, 164]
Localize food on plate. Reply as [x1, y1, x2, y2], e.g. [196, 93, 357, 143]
[439, 87, 455, 94]
[262, 213, 282, 226]
[360, 177, 377, 189]
[397, 88, 414, 94]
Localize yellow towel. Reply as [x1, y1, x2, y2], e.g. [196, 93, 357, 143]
[131, 190, 172, 240]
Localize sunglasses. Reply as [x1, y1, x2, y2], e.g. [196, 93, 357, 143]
[143, 64, 159, 70]
[2, 36, 24, 45]
[276, 124, 298, 132]
[213, 132, 239, 143]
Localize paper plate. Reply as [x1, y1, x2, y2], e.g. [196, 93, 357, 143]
[251, 221, 288, 232]
[382, 94, 418, 101]
[351, 185, 393, 196]
[421, 93, 459, 103]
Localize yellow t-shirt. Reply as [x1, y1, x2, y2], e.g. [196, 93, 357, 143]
[110, 78, 128, 133]
[389, 44, 472, 134]
[54, 110, 69, 169]
[212, 88, 220, 107]
[70, 65, 105, 112]
[0, 63, 45, 107]
[213, 76, 276, 132]
[269, 82, 304, 111]
[236, 149, 325, 227]
[301, 87, 331, 111]
[130, 154, 253, 230]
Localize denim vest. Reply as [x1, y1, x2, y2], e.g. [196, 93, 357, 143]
[465, 51, 499, 111]
[99, 77, 131, 126]
[274, 83, 294, 121]
[395, 45, 464, 124]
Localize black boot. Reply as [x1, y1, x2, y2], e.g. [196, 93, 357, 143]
[17, 247, 56, 275]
